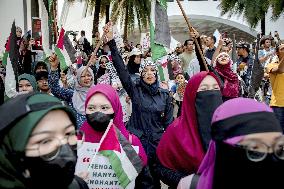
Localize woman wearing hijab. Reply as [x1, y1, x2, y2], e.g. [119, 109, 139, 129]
[127, 48, 143, 82]
[80, 84, 154, 188]
[48, 53, 94, 128]
[94, 55, 111, 85]
[214, 52, 239, 101]
[190, 29, 239, 101]
[156, 71, 223, 188]
[179, 98, 284, 189]
[103, 23, 173, 188]
[167, 54, 182, 77]
[5, 72, 37, 98]
[0, 93, 88, 189]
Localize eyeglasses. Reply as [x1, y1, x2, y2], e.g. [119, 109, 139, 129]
[26, 130, 85, 161]
[235, 136, 284, 162]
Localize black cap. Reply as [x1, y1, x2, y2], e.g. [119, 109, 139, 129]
[35, 71, 48, 81]
[236, 42, 250, 49]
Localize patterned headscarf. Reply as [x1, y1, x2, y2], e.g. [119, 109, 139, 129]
[139, 58, 158, 75]
[167, 54, 182, 77]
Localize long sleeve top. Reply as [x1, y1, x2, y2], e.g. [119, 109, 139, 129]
[107, 39, 174, 156]
[48, 70, 86, 128]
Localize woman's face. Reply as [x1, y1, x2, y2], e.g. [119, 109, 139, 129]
[25, 110, 76, 157]
[16, 29, 22, 38]
[86, 93, 114, 115]
[171, 60, 177, 67]
[19, 80, 34, 92]
[239, 132, 282, 153]
[80, 70, 93, 87]
[217, 53, 230, 65]
[141, 65, 157, 85]
[134, 55, 141, 64]
[175, 74, 185, 84]
[197, 75, 220, 92]
[99, 57, 108, 69]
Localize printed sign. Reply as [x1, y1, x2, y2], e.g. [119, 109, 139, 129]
[31, 17, 43, 51]
[76, 142, 138, 189]
[140, 33, 150, 52]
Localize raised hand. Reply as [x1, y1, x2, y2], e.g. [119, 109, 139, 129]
[102, 22, 114, 44]
[49, 53, 59, 71]
[189, 27, 200, 39]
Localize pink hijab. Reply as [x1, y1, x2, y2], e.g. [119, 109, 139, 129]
[80, 84, 147, 165]
[214, 52, 239, 98]
[157, 72, 221, 173]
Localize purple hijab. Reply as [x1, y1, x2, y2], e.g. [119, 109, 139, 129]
[196, 98, 275, 189]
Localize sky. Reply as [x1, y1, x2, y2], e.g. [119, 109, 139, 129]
[57, 0, 64, 20]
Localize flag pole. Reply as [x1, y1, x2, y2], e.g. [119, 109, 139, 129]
[111, 0, 126, 23]
[93, 0, 125, 55]
[83, 0, 126, 75]
[87, 119, 113, 173]
[52, 0, 59, 44]
[176, 0, 209, 71]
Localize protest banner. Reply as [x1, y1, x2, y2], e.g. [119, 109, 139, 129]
[76, 142, 139, 189]
[31, 17, 43, 51]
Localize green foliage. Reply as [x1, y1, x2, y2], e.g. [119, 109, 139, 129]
[269, 0, 284, 19]
[219, 0, 270, 28]
[111, 0, 150, 33]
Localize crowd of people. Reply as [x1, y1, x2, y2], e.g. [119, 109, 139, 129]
[0, 20, 283, 189]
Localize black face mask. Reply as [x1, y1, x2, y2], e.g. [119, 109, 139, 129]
[213, 142, 284, 189]
[195, 90, 223, 151]
[86, 112, 114, 132]
[24, 144, 77, 189]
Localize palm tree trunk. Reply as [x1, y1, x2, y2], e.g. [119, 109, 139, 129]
[123, 5, 129, 41]
[261, 16, 265, 35]
[93, 0, 101, 34]
[105, 4, 110, 24]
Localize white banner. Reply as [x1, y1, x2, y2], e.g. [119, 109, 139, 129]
[76, 142, 138, 189]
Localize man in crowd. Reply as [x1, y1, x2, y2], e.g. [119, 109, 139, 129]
[35, 71, 52, 95]
[179, 39, 196, 79]
[205, 35, 216, 60]
[259, 35, 275, 67]
[236, 42, 254, 96]
[266, 43, 284, 130]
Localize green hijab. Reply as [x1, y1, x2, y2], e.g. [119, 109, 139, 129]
[18, 74, 37, 91]
[0, 93, 76, 188]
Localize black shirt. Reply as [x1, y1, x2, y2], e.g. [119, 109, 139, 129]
[205, 47, 216, 60]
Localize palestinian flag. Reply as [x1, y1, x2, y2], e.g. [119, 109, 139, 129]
[54, 28, 76, 71]
[157, 55, 173, 81]
[2, 43, 9, 67]
[150, 0, 171, 61]
[39, 0, 54, 57]
[98, 125, 143, 188]
[4, 21, 19, 91]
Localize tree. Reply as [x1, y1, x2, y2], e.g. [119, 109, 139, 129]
[219, 0, 269, 35]
[67, 0, 111, 34]
[111, 0, 151, 40]
[66, 0, 150, 38]
[269, 0, 284, 19]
